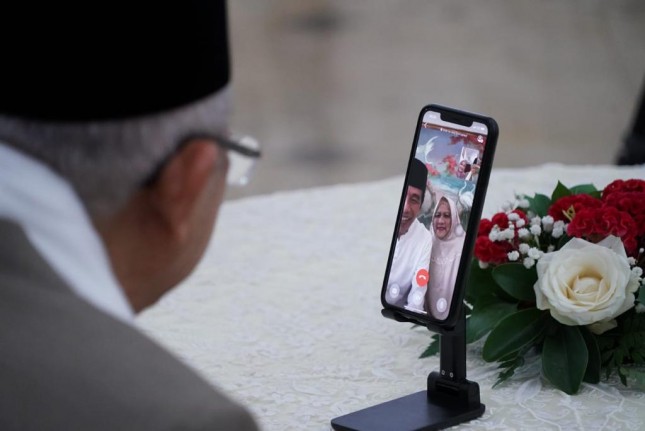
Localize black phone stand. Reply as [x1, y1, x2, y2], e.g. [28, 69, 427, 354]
[330, 307, 484, 431]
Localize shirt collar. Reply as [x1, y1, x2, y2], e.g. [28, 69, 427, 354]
[399, 218, 422, 242]
[0, 141, 134, 324]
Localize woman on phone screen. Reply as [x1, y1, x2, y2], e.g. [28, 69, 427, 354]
[426, 195, 465, 320]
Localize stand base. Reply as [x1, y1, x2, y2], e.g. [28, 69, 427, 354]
[331, 390, 485, 431]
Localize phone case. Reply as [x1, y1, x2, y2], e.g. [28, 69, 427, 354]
[380, 104, 498, 331]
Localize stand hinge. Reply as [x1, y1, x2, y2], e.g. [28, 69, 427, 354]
[427, 371, 482, 410]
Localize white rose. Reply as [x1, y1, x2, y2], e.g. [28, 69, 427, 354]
[588, 319, 617, 335]
[534, 236, 639, 334]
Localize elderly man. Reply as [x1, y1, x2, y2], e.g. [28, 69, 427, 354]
[385, 158, 432, 313]
[0, 2, 259, 430]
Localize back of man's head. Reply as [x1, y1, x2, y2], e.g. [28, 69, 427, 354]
[0, 1, 232, 218]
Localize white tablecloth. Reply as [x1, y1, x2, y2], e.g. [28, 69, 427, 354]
[138, 163, 645, 431]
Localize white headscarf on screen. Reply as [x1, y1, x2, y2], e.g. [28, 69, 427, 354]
[426, 195, 465, 320]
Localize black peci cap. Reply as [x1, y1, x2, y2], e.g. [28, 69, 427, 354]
[408, 158, 428, 192]
[0, 1, 230, 122]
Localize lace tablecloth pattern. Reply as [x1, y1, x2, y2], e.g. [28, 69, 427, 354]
[138, 163, 645, 430]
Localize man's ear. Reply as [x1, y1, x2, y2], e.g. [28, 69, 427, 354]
[148, 139, 219, 241]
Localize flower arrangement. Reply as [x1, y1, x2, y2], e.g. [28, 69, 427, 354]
[422, 179, 645, 394]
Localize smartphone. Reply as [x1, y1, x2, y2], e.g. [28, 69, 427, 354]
[380, 105, 498, 330]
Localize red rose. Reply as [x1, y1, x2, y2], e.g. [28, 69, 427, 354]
[548, 194, 603, 222]
[566, 209, 597, 236]
[474, 236, 512, 264]
[491, 212, 509, 229]
[603, 191, 645, 236]
[477, 219, 494, 237]
[623, 237, 638, 256]
[567, 207, 638, 255]
[603, 179, 645, 198]
[598, 207, 635, 238]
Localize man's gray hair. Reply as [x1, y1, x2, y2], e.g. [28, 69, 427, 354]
[0, 86, 232, 219]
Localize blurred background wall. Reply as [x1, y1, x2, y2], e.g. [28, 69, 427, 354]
[227, 0, 645, 200]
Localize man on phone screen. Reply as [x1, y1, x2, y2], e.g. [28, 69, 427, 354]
[385, 158, 432, 313]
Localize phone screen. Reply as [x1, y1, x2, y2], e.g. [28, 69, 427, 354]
[381, 105, 496, 326]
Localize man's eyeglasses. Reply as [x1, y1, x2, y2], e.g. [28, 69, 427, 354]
[212, 134, 261, 186]
[143, 134, 261, 187]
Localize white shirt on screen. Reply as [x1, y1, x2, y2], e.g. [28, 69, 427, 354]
[386, 218, 432, 313]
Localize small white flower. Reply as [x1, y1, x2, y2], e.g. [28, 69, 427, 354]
[542, 215, 554, 225]
[530, 216, 542, 226]
[530, 225, 542, 236]
[523, 257, 536, 269]
[517, 199, 530, 209]
[547, 245, 555, 252]
[489, 230, 500, 242]
[628, 257, 637, 266]
[528, 247, 542, 260]
[542, 215, 554, 233]
[501, 229, 515, 241]
[552, 223, 565, 238]
[519, 243, 530, 255]
[478, 260, 489, 269]
[518, 228, 530, 239]
[640, 248, 645, 254]
[508, 212, 520, 222]
[508, 251, 520, 261]
[516, 218, 526, 228]
[628, 267, 643, 298]
[636, 303, 645, 314]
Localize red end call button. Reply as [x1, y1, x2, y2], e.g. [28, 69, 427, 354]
[416, 268, 429, 286]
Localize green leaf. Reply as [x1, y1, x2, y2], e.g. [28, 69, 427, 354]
[600, 311, 645, 383]
[482, 309, 548, 362]
[466, 296, 517, 343]
[493, 354, 524, 388]
[542, 325, 588, 394]
[497, 350, 522, 363]
[527, 193, 551, 217]
[618, 367, 628, 386]
[569, 184, 598, 195]
[465, 260, 494, 303]
[581, 329, 601, 384]
[466, 260, 515, 303]
[624, 367, 645, 389]
[551, 181, 572, 202]
[498, 358, 519, 369]
[492, 263, 537, 302]
[420, 334, 440, 358]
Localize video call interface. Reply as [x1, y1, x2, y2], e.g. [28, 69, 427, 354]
[384, 111, 489, 320]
